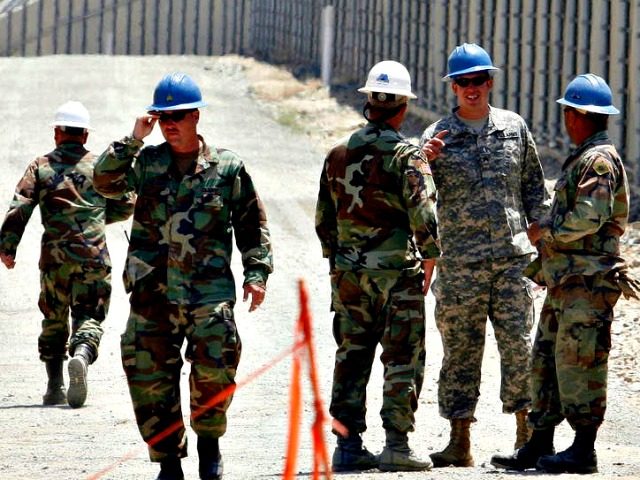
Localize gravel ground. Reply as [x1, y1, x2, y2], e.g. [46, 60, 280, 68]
[0, 55, 638, 480]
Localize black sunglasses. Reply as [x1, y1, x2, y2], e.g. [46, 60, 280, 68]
[156, 109, 195, 122]
[453, 76, 490, 87]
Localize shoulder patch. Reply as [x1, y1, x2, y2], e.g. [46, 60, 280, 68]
[592, 158, 613, 176]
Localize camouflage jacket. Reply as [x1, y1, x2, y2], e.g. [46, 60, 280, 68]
[420, 106, 549, 263]
[315, 121, 440, 274]
[93, 135, 273, 305]
[531, 131, 629, 287]
[0, 142, 135, 269]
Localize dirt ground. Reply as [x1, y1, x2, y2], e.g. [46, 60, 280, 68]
[0, 55, 639, 480]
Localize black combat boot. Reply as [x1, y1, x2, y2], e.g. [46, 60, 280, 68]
[67, 343, 93, 408]
[43, 359, 66, 405]
[331, 432, 378, 472]
[155, 457, 184, 480]
[490, 427, 555, 470]
[198, 436, 223, 480]
[378, 428, 432, 471]
[536, 426, 598, 474]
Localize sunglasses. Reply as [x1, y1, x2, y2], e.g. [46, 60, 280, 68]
[155, 109, 195, 122]
[453, 76, 490, 87]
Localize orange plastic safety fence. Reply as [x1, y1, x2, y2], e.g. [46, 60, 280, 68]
[282, 279, 332, 480]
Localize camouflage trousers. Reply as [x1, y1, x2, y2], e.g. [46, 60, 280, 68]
[329, 269, 426, 434]
[529, 273, 621, 430]
[38, 263, 111, 362]
[122, 295, 240, 461]
[433, 255, 534, 419]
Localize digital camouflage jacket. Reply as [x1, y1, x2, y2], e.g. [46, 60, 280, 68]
[0, 142, 135, 269]
[93, 135, 273, 305]
[420, 106, 549, 263]
[315, 121, 440, 274]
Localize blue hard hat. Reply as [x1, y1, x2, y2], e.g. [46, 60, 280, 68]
[146, 72, 208, 112]
[556, 73, 619, 115]
[444, 43, 500, 80]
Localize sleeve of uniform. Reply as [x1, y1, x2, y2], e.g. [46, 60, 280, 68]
[105, 191, 136, 224]
[314, 154, 338, 259]
[547, 152, 616, 243]
[402, 147, 440, 259]
[0, 160, 39, 257]
[520, 124, 550, 222]
[231, 161, 273, 287]
[418, 123, 437, 147]
[94, 136, 144, 199]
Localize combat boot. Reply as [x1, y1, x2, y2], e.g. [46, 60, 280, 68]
[198, 436, 223, 480]
[43, 359, 66, 405]
[331, 432, 378, 472]
[155, 457, 184, 480]
[490, 427, 555, 470]
[536, 426, 598, 474]
[378, 429, 432, 472]
[67, 343, 93, 408]
[430, 418, 474, 467]
[514, 409, 531, 449]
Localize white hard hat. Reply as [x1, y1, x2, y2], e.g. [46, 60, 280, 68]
[358, 60, 417, 99]
[51, 101, 93, 130]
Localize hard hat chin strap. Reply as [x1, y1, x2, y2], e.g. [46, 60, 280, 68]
[363, 102, 405, 124]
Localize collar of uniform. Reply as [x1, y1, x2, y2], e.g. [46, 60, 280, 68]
[193, 134, 216, 174]
[449, 105, 505, 135]
[50, 142, 89, 163]
[566, 130, 611, 165]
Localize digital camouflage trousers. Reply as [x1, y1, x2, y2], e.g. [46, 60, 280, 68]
[329, 269, 426, 435]
[121, 295, 240, 461]
[38, 263, 111, 362]
[433, 255, 534, 419]
[529, 272, 621, 430]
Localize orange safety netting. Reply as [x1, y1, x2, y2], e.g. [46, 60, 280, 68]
[282, 279, 332, 480]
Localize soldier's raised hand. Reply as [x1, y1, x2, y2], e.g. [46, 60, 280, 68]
[422, 130, 448, 162]
[132, 114, 158, 141]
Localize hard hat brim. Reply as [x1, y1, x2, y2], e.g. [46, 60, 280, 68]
[357, 86, 417, 99]
[443, 65, 500, 81]
[50, 121, 94, 131]
[146, 100, 208, 112]
[556, 98, 620, 115]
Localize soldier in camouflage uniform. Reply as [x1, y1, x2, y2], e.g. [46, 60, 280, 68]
[315, 61, 440, 473]
[491, 74, 636, 474]
[0, 101, 135, 409]
[419, 43, 549, 467]
[93, 72, 273, 480]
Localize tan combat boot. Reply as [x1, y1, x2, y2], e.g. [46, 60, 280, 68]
[67, 344, 92, 408]
[430, 418, 474, 467]
[378, 429, 432, 472]
[514, 409, 531, 450]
